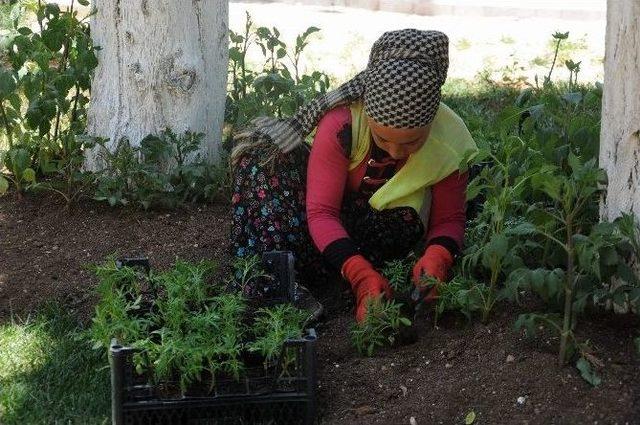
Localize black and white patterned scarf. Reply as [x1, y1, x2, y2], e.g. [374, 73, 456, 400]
[232, 29, 449, 162]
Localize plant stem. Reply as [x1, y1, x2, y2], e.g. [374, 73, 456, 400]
[70, 83, 81, 125]
[37, 0, 44, 33]
[0, 101, 13, 148]
[53, 24, 73, 144]
[547, 39, 561, 83]
[558, 216, 574, 366]
[483, 259, 500, 323]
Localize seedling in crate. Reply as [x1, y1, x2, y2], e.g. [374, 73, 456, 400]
[231, 254, 274, 297]
[90, 287, 149, 351]
[89, 258, 151, 350]
[247, 304, 307, 376]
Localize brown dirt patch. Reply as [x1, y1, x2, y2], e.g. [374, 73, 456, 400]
[1, 190, 638, 424]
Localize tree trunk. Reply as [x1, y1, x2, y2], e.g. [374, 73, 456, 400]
[599, 0, 640, 313]
[85, 0, 228, 170]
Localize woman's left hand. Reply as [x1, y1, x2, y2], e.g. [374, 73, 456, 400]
[412, 244, 453, 286]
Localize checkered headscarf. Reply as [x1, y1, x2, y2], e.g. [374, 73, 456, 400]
[232, 29, 449, 160]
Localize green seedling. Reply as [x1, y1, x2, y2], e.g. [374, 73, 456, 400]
[247, 304, 307, 375]
[89, 256, 311, 395]
[350, 297, 411, 357]
[381, 256, 414, 294]
[1, 146, 36, 199]
[232, 254, 273, 293]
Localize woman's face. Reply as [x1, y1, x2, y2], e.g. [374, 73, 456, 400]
[367, 116, 432, 160]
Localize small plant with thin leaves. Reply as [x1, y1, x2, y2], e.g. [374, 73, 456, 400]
[231, 254, 275, 299]
[433, 274, 489, 325]
[381, 255, 414, 294]
[247, 304, 307, 374]
[89, 255, 312, 397]
[89, 258, 150, 350]
[350, 297, 411, 357]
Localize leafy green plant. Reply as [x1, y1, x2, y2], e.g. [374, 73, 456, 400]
[89, 258, 150, 350]
[526, 154, 608, 365]
[433, 275, 489, 324]
[33, 132, 98, 208]
[226, 13, 330, 134]
[93, 128, 222, 209]
[501, 165, 640, 383]
[350, 297, 411, 357]
[89, 256, 310, 396]
[144, 293, 246, 393]
[0, 0, 97, 200]
[462, 136, 536, 322]
[455, 37, 640, 385]
[1, 145, 36, 198]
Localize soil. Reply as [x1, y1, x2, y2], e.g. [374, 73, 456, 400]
[1, 191, 639, 425]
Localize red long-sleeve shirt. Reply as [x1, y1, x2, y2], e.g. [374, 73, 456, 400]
[306, 106, 467, 268]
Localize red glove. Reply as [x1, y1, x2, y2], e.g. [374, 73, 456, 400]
[342, 254, 393, 323]
[412, 244, 454, 302]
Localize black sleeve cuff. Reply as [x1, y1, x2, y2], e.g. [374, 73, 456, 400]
[425, 236, 461, 259]
[323, 237, 359, 271]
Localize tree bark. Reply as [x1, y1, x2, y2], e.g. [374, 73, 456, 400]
[85, 0, 228, 170]
[600, 0, 640, 313]
[600, 1, 640, 221]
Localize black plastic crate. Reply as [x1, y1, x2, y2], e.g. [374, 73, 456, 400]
[110, 251, 316, 424]
[110, 329, 317, 425]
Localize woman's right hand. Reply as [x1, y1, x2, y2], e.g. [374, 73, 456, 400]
[341, 255, 393, 323]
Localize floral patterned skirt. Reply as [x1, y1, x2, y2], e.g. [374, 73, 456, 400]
[230, 144, 424, 288]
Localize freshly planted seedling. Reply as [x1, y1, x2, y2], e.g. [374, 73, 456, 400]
[350, 297, 411, 357]
[433, 275, 489, 325]
[381, 255, 414, 294]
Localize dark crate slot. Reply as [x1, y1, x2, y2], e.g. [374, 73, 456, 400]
[111, 330, 317, 425]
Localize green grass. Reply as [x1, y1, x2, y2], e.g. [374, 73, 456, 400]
[454, 38, 472, 50]
[0, 303, 110, 424]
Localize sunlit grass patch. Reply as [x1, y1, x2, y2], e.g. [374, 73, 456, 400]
[0, 304, 110, 425]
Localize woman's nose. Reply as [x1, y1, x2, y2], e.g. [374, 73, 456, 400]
[387, 146, 408, 160]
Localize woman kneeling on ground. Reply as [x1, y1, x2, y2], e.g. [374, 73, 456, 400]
[230, 29, 477, 322]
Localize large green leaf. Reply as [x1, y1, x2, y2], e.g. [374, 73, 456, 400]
[7, 147, 30, 174]
[576, 357, 601, 387]
[22, 167, 36, 182]
[481, 233, 509, 269]
[0, 70, 16, 98]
